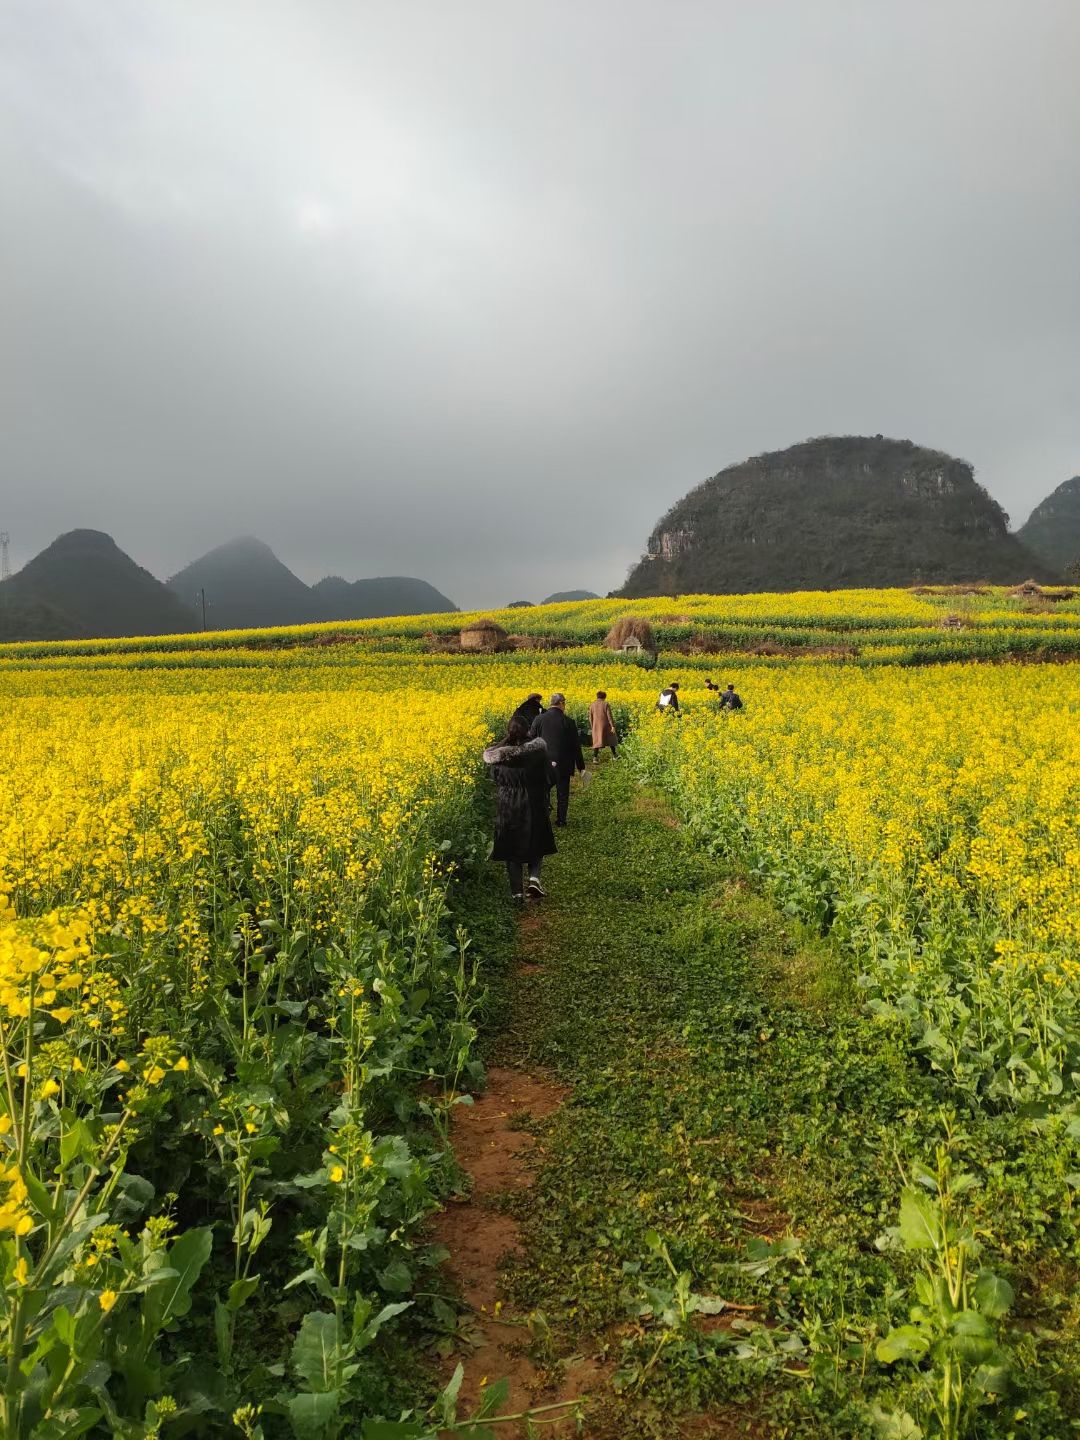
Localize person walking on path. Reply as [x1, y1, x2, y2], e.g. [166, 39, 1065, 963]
[483, 715, 556, 902]
[588, 690, 618, 764]
[512, 691, 544, 727]
[530, 692, 585, 827]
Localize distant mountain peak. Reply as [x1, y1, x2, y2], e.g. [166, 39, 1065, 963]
[2, 527, 457, 640]
[167, 544, 458, 629]
[311, 575, 457, 619]
[5, 529, 196, 639]
[189, 535, 280, 562]
[168, 537, 316, 630]
[50, 528, 123, 552]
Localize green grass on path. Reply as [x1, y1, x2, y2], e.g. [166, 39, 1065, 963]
[477, 761, 1079, 1439]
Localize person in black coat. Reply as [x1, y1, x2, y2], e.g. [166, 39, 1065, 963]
[720, 682, 744, 711]
[511, 692, 544, 728]
[529, 692, 585, 827]
[483, 716, 557, 902]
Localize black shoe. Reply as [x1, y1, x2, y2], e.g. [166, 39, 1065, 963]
[511, 892, 524, 906]
[527, 878, 547, 898]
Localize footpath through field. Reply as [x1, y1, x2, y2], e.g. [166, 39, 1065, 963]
[440, 759, 939, 1439]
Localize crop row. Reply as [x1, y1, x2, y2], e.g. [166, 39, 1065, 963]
[631, 663, 1080, 1113]
[3, 587, 1078, 664]
[0, 689, 504, 1437]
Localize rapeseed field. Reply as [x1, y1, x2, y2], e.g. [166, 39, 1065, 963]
[0, 591, 1077, 1437]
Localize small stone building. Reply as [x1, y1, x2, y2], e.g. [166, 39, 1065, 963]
[604, 615, 657, 655]
[460, 619, 508, 651]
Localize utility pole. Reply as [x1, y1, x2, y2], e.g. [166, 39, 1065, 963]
[197, 588, 207, 630]
[0, 532, 9, 581]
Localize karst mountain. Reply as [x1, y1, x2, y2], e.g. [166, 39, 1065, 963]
[0, 529, 197, 641]
[167, 537, 457, 630]
[620, 436, 1059, 596]
[1016, 475, 1080, 576]
[0, 530, 458, 641]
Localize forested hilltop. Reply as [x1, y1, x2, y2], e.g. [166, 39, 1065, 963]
[621, 435, 1059, 596]
[1017, 474, 1080, 576]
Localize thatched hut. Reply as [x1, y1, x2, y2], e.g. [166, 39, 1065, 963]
[604, 615, 656, 654]
[459, 618, 508, 651]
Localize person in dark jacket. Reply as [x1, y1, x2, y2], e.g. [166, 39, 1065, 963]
[512, 692, 544, 728]
[720, 682, 744, 711]
[657, 682, 680, 714]
[483, 716, 557, 902]
[529, 692, 585, 827]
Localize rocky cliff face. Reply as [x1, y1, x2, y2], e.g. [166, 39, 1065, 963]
[621, 436, 1055, 596]
[1016, 475, 1080, 575]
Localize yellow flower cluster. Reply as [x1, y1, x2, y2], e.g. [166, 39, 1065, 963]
[0, 690, 501, 1004]
[635, 661, 1080, 1096]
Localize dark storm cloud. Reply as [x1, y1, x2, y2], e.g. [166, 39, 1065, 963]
[2, 0, 1079, 605]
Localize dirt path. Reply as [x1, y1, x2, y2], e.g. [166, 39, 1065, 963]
[433, 1063, 609, 1434]
[430, 778, 617, 1431]
[434, 1069, 562, 1412]
[432, 764, 818, 1437]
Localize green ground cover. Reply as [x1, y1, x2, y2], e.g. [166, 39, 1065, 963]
[484, 762, 1080, 1438]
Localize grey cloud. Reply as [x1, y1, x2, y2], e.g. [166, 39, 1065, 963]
[2, 0, 1079, 603]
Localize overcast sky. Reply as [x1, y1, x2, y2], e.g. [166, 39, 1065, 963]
[2, 1, 1079, 606]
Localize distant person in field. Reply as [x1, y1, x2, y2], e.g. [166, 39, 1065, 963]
[657, 682, 680, 715]
[483, 715, 556, 903]
[530, 692, 586, 827]
[704, 677, 720, 692]
[588, 690, 618, 764]
[720, 682, 744, 711]
[512, 692, 544, 727]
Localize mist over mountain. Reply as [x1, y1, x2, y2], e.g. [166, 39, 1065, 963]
[1016, 476, 1080, 576]
[166, 539, 458, 631]
[0, 529, 196, 639]
[621, 436, 1058, 597]
[0, 530, 460, 641]
[168, 537, 320, 631]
